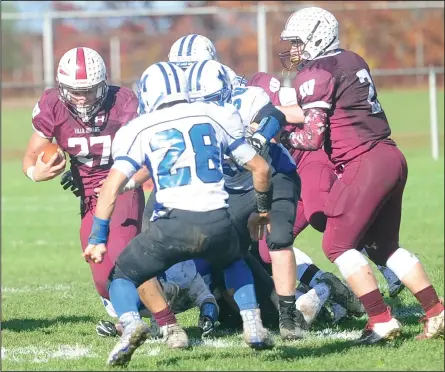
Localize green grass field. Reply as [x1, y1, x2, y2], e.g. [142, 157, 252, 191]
[1, 90, 444, 371]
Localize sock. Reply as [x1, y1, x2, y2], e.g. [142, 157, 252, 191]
[308, 268, 324, 288]
[359, 289, 392, 324]
[279, 295, 296, 309]
[109, 278, 141, 318]
[223, 259, 258, 311]
[414, 285, 443, 318]
[152, 306, 177, 327]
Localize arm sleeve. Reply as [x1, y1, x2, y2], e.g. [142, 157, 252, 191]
[31, 94, 55, 139]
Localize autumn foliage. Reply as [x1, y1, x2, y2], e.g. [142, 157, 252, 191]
[2, 0, 444, 97]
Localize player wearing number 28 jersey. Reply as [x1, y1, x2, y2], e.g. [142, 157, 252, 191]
[279, 6, 444, 343]
[23, 47, 145, 301]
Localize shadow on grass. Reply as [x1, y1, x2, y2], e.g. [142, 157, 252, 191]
[1, 315, 96, 333]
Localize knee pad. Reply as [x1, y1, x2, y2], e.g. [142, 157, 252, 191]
[165, 260, 197, 290]
[385, 248, 419, 280]
[334, 249, 369, 280]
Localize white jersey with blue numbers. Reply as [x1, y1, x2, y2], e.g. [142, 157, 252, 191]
[223, 86, 274, 191]
[112, 101, 256, 212]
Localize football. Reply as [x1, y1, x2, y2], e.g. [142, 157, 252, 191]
[40, 143, 65, 165]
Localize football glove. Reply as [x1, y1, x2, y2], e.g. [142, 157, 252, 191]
[60, 170, 81, 197]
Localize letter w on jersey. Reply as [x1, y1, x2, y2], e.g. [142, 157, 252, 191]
[299, 79, 315, 99]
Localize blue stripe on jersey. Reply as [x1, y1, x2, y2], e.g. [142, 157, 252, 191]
[186, 34, 198, 56]
[166, 63, 181, 92]
[187, 62, 199, 91]
[196, 60, 209, 91]
[178, 36, 188, 56]
[226, 137, 245, 154]
[156, 63, 171, 95]
[114, 156, 141, 171]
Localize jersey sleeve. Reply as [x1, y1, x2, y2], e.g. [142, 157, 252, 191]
[121, 90, 139, 124]
[223, 104, 257, 167]
[247, 87, 271, 124]
[294, 68, 335, 110]
[31, 93, 55, 139]
[111, 121, 143, 179]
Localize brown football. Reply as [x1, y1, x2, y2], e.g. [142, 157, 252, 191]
[41, 143, 65, 165]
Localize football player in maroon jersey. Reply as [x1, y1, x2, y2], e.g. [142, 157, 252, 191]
[21, 47, 162, 336]
[276, 7, 443, 343]
[248, 72, 405, 300]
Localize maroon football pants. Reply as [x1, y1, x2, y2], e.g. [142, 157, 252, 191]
[79, 187, 145, 299]
[322, 142, 408, 264]
[259, 150, 336, 263]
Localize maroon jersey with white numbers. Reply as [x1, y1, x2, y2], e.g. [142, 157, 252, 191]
[294, 50, 395, 165]
[32, 86, 138, 197]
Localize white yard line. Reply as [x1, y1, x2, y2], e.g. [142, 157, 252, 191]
[1, 345, 96, 363]
[2, 284, 71, 294]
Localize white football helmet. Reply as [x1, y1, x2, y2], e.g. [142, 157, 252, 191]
[279, 7, 340, 70]
[185, 60, 232, 104]
[222, 64, 247, 88]
[168, 34, 218, 70]
[57, 47, 108, 123]
[137, 62, 189, 114]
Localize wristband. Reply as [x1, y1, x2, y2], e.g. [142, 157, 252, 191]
[254, 183, 273, 213]
[88, 216, 110, 245]
[26, 166, 36, 182]
[122, 178, 136, 192]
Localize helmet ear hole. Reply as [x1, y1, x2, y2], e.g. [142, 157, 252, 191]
[315, 39, 322, 47]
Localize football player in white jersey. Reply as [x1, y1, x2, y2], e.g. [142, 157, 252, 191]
[185, 59, 308, 340]
[168, 34, 247, 87]
[83, 62, 274, 367]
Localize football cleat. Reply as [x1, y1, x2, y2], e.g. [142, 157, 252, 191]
[416, 302, 444, 340]
[355, 314, 402, 345]
[106, 320, 150, 367]
[96, 320, 118, 338]
[160, 323, 190, 349]
[198, 301, 219, 338]
[278, 303, 307, 340]
[240, 308, 274, 349]
[317, 272, 365, 317]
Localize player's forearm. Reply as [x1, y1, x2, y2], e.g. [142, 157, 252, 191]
[94, 185, 120, 220]
[246, 155, 271, 193]
[276, 104, 305, 124]
[280, 108, 327, 151]
[130, 166, 151, 188]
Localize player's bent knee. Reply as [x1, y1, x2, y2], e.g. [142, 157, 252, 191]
[385, 248, 420, 281]
[333, 249, 369, 279]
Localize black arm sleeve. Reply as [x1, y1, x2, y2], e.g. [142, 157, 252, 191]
[252, 102, 286, 128]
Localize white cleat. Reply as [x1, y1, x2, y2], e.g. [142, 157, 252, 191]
[355, 316, 402, 345]
[240, 308, 274, 349]
[160, 323, 190, 349]
[416, 304, 444, 340]
[296, 283, 330, 327]
[106, 320, 150, 367]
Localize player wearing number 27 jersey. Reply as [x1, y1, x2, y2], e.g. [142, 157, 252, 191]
[25, 47, 145, 301]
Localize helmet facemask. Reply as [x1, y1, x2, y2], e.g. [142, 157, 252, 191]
[59, 80, 108, 123]
[279, 20, 323, 72]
